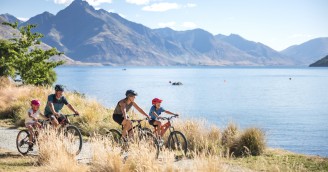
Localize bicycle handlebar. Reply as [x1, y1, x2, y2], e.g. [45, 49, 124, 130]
[159, 115, 179, 121]
[64, 114, 79, 117]
[130, 118, 149, 123]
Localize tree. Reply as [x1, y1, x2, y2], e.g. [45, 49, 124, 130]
[0, 22, 64, 85]
[0, 39, 16, 77]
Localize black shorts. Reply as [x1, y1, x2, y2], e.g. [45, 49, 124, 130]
[45, 113, 56, 119]
[45, 114, 65, 123]
[149, 119, 158, 127]
[113, 114, 124, 125]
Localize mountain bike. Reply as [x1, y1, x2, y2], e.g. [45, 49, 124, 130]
[16, 114, 82, 155]
[106, 118, 160, 158]
[146, 115, 188, 157]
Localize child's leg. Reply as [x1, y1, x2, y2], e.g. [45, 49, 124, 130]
[35, 122, 41, 129]
[160, 125, 170, 137]
[154, 120, 162, 137]
[26, 124, 34, 144]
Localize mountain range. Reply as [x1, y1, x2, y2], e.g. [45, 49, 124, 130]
[0, 14, 77, 65]
[310, 55, 328, 67]
[1, 0, 328, 66]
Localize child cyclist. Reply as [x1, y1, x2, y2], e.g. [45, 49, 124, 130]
[149, 98, 179, 139]
[25, 99, 45, 151]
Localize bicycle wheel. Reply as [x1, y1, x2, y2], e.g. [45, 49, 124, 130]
[16, 130, 30, 155]
[142, 127, 153, 134]
[140, 131, 160, 159]
[168, 131, 188, 157]
[107, 129, 122, 145]
[64, 125, 83, 155]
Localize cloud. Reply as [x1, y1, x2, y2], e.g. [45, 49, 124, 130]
[126, 0, 150, 5]
[158, 21, 176, 28]
[86, 0, 113, 6]
[181, 22, 197, 28]
[142, 3, 180, 12]
[17, 17, 29, 22]
[53, 0, 73, 5]
[186, 3, 196, 8]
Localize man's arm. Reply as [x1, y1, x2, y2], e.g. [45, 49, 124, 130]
[67, 104, 79, 115]
[48, 102, 59, 117]
[133, 102, 150, 118]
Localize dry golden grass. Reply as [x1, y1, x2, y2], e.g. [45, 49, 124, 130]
[37, 128, 89, 172]
[0, 77, 113, 135]
[2, 78, 327, 171]
[0, 78, 266, 158]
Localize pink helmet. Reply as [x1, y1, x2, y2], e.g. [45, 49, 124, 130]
[152, 98, 162, 105]
[31, 99, 41, 106]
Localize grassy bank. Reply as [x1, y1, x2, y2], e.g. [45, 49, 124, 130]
[0, 148, 39, 172]
[0, 77, 327, 171]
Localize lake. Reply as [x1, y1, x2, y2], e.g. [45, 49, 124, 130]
[55, 66, 328, 157]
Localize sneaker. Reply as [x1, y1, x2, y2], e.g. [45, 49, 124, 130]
[28, 145, 33, 151]
[158, 139, 164, 147]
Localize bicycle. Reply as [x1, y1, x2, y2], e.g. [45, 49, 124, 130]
[146, 115, 188, 157]
[106, 118, 160, 158]
[16, 114, 83, 155]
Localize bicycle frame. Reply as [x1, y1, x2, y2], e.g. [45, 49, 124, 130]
[154, 121, 173, 133]
[153, 115, 178, 135]
[127, 119, 147, 134]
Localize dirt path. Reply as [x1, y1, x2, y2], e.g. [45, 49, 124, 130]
[0, 127, 91, 162]
[0, 127, 253, 171]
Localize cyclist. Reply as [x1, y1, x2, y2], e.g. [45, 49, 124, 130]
[113, 90, 150, 139]
[149, 98, 178, 138]
[44, 84, 79, 127]
[25, 99, 45, 151]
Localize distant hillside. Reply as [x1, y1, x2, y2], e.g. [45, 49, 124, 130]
[309, 55, 328, 67]
[281, 37, 328, 66]
[15, 0, 297, 66]
[215, 34, 293, 66]
[3, 0, 326, 66]
[0, 13, 22, 24]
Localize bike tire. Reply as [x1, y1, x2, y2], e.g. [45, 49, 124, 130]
[16, 130, 30, 155]
[140, 131, 160, 159]
[168, 131, 188, 156]
[64, 125, 83, 155]
[107, 129, 122, 145]
[142, 127, 153, 134]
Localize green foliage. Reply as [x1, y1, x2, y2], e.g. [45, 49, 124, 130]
[0, 39, 16, 77]
[0, 22, 64, 85]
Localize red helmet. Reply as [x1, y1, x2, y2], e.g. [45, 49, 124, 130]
[152, 98, 162, 105]
[31, 99, 41, 106]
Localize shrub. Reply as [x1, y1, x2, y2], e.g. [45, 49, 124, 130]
[221, 122, 239, 157]
[230, 127, 266, 157]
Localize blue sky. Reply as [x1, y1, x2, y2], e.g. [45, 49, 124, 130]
[0, 0, 327, 51]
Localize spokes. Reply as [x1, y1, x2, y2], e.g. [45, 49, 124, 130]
[168, 131, 188, 158]
[16, 130, 31, 155]
[64, 126, 83, 155]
